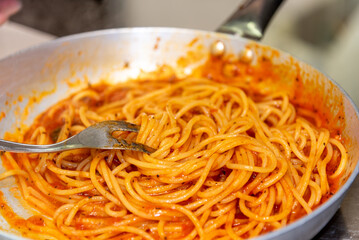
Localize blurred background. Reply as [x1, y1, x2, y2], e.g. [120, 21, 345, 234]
[1, 0, 359, 105]
[0, 0, 359, 239]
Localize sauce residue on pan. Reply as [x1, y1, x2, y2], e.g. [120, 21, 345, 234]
[0, 192, 31, 237]
[0, 112, 6, 121]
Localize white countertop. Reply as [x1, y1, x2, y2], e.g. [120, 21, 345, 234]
[0, 21, 53, 59]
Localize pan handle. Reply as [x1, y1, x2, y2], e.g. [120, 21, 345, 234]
[217, 0, 284, 41]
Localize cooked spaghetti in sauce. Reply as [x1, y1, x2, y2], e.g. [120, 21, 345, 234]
[0, 59, 347, 239]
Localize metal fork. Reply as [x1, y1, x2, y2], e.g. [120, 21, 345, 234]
[0, 121, 156, 154]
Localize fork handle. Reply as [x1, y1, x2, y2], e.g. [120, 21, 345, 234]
[0, 139, 82, 153]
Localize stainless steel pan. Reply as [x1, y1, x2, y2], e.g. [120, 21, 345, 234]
[0, 1, 358, 240]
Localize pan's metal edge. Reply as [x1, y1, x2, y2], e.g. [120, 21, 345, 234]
[0, 231, 30, 240]
[0, 27, 358, 240]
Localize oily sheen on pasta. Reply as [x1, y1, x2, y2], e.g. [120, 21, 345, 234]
[0, 77, 347, 239]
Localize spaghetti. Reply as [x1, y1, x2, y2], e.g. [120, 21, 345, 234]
[0, 76, 347, 239]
